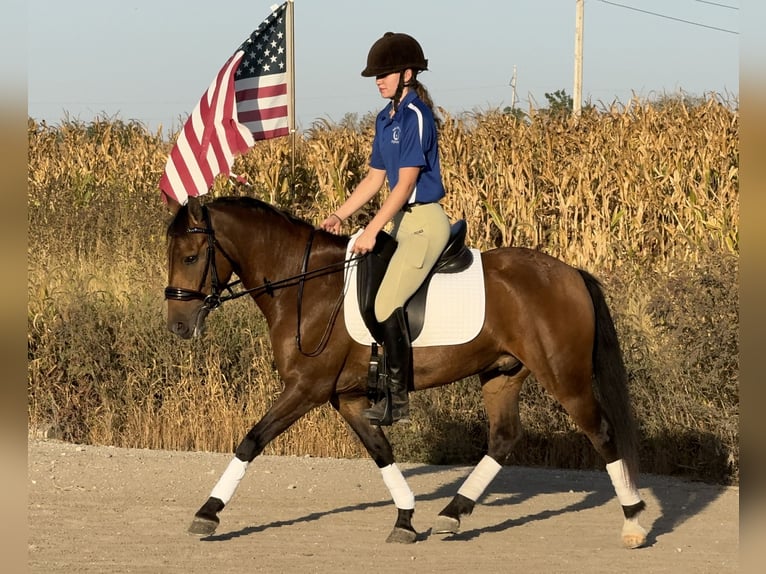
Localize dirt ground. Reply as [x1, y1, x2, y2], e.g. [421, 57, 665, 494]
[28, 438, 738, 573]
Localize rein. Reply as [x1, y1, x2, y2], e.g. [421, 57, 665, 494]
[164, 205, 365, 356]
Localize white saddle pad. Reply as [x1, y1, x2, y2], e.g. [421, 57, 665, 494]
[342, 230, 486, 347]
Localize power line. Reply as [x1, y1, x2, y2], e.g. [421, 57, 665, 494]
[694, 0, 738, 10]
[596, 0, 739, 34]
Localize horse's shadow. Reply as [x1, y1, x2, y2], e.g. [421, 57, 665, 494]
[201, 499, 390, 542]
[201, 462, 729, 546]
[411, 464, 729, 547]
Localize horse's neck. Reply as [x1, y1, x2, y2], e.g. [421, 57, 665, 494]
[242, 227, 346, 325]
[238, 222, 305, 275]
[223, 214, 306, 311]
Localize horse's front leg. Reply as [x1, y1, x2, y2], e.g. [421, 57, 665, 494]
[188, 385, 321, 536]
[334, 394, 417, 543]
[434, 373, 524, 534]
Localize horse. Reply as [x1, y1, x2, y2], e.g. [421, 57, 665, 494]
[164, 195, 648, 548]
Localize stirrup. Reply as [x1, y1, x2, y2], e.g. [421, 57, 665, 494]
[363, 395, 410, 426]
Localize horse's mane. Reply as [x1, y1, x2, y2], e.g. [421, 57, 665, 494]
[166, 196, 349, 246]
[217, 196, 313, 229]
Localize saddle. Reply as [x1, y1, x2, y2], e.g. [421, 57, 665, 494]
[356, 220, 473, 344]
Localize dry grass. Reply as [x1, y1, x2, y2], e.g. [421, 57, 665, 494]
[27, 95, 738, 484]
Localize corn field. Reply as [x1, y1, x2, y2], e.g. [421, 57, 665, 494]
[27, 95, 739, 484]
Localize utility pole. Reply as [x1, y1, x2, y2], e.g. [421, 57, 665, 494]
[573, 0, 584, 115]
[509, 65, 517, 109]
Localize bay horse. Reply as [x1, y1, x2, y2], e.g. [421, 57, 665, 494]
[164, 195, 648, 548]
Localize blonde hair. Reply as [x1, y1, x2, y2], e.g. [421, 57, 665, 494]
[411, 78, 442, 131]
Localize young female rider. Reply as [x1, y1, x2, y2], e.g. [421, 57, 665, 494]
[320, 32, 451, 426]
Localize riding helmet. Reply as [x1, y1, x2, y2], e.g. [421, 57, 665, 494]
[361, 32, 429, 77]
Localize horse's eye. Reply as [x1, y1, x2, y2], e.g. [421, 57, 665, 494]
[183, 255, 198, 264]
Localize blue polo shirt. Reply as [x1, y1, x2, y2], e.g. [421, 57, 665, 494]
[369, 90, 445, 204]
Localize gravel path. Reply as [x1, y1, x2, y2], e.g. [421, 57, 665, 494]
[28, 439, 739, 573]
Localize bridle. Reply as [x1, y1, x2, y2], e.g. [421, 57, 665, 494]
[164, 204, 241, 311]
[164, 204, 365, 356]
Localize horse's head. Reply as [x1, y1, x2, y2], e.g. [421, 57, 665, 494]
[165, 196, 236, 339]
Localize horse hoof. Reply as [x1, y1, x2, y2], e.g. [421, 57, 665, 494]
[188, 516, 219, 536]
[432, 515, 460, 535]
[621, 520, 647, 549]
[386, 527, 417, 544]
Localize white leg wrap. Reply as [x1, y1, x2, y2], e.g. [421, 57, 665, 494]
[380, 463, 415, 510]
[210, 457, 249, 505]
[606, 459, 642, 506]
[457, 455, 502, 502]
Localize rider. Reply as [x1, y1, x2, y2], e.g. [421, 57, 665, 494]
[321, 32, 451, 425]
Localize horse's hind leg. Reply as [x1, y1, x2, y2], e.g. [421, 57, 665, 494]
[434, 372, 525, 534]
[544, 369, 647, 548]
[334, 394, 417, 544]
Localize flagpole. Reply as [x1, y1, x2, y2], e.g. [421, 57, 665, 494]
[287, 0, 297, 201]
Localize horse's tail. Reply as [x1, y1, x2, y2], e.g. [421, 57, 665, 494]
[578, 269, 640, 480]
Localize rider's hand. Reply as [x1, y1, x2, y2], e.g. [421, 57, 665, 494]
[351, 227, 377, 255]
[320, 213, 343, 234]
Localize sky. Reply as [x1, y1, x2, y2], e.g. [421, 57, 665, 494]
[27, 0, 740, 136]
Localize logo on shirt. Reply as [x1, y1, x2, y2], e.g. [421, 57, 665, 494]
[391, 126, 400, 144]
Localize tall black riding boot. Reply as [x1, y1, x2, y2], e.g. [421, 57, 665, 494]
[364, 307, 412, 426]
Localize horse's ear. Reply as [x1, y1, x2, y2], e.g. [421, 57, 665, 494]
[187, 196, 204, 226]
[165, 196, 183, 216]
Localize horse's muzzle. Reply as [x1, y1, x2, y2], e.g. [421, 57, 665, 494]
[167, 306, 210, 339]
[168, 319, 194, 339]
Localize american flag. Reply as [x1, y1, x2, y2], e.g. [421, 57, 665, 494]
[160, 2, 290, 205]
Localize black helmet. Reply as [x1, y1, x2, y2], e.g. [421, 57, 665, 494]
[361, 32, 428, 77]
